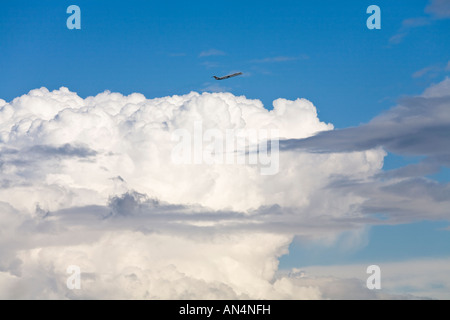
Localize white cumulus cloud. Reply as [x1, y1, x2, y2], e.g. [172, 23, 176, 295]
[0, 86, 445, 299]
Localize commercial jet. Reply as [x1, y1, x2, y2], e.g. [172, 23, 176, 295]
[212, 72, 243, 80]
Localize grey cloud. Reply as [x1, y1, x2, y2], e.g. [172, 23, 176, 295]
[376, 159, 439, 179]
[42, 192, 374, 239]
[29, 143, 97, 158]
[278, 80, 450, 225]
[423, 77, 450, 97]
[0, 144, 97, 169]
[326, 177, 450, 224]
[0, 143, 97, 190]
[2, 189, 366, 245]
[280, 93, 450, 160]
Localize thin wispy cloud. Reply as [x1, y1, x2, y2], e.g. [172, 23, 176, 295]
[425, 0, 450, 19]
[412, 61, 449, 79]
[412, 66, 436, 79]
[402, 17, 431, 28]
[389, 33, 407, 45]
[200, 61, 221, 69]
[390, 0, 450, 44]
[252, 55, 309, 63]
[389, 18, 429, 44]
[169, 52, 186, 57]
[200, 83, 231, 92]
[199, 48, 226, 57]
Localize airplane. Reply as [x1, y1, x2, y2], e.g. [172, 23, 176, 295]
[212, 72, 243, 80]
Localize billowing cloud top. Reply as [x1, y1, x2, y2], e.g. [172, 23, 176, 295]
[0, 87, 343, 213]
[0, 84, 449, 299]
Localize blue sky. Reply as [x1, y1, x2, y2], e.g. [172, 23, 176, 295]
[1, 0, 450, 285]
[2, 0, 449, 128]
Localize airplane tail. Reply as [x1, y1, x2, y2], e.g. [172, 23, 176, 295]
[213, 76, 220, 80]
